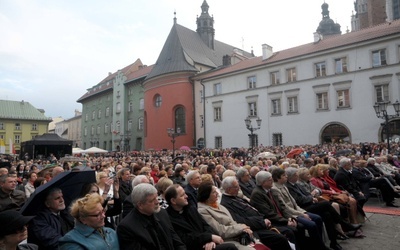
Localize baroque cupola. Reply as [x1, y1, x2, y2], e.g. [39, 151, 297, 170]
[316, 1, 341, 37]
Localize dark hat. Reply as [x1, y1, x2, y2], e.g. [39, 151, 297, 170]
[0, 210, 34, 237]
[197, 182, 214, 202]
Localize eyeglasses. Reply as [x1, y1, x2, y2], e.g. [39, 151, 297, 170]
[87, 209, 106, 219]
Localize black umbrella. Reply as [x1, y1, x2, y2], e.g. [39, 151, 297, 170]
[20, 170, 96, 216]
[336, 149, 353, 156]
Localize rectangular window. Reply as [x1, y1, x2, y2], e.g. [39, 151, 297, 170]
[248, 102, 257, 116]
[317, 92, 329, 110]
[97, 125, 101, 135]
[287, 96, 298, 113]
[215, 136, 222, 149]
[105, 107, 110, 117]
[315, 62, 326, 77]
[128, 102, 133, 112]
[91, 126, 95, 135]
[214, 83, 222, 95]
[247, 76, 256, 89]
[272, 133, 283, 146]
[337, 89, 350, 108]
[128, 120, 132, 131]
[0, 134, 4, 140]
[85, 114, 88, 121]
[335, 57, 348, 74]
[84, 127, 87, 136]
[375, 85, 389, 103]
[15, 123, 21, 130]
[286, 68, 296, 82]
[32, 124, 37, 131]
[139, 99, 144, 110]
[98, 110, 101, 118]
[104, 124, 108, 134]
[92, 111, 95, 120]
[0, 123, 4, 130]
[214, 107, 222, 121]
[271, 71, 280, 85]
[138, 118, 144, 130]
[372, 49, 387, 67]
[14, 135, 20, 144]
[271, 99, 281, 115]
[116, 102, 121, 113]
[394, 0, 400, 19]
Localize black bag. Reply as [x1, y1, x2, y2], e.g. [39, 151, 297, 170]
[240, 232, 255, 245]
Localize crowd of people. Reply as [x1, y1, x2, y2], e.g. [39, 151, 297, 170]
[0, 141, 399, 250]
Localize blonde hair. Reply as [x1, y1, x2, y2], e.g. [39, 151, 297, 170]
[156, 177, 173, 194]
[96, 171, 108, 183]
[70, 193, 103, 219]
[297, 168, 310, 181]
[201, 173, 213, 183]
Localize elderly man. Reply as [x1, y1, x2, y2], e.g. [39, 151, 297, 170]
[121, 175, 150, 218]
[250, 171, 328, 250]
[165, 184, 237, 250]
[334, 158, 367, 208]
[28, 188, 74, 250]
[117, 183, 186, 250]
[0, 174, 26, 212]
[184, 170, 202, 208]
[221, 177, 293, 250]
[236, 168, 256, 199]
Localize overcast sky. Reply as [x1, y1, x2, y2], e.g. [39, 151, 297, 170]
[0, 0, 355, 119]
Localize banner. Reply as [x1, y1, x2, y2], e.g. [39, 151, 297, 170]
[9, 138, 15, 154]
[0, 139, 5, 154]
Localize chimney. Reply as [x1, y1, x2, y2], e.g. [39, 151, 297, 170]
[222, 55, 231, 66]
[262, 44, 273, 60]
[313, 32, 322, 42]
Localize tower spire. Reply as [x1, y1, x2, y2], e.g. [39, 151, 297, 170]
[196, 0, 215, 49]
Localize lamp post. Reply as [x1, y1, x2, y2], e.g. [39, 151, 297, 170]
[119, 132, 131, 153]
[244, 116, 262, 157]
[373, 100, 400, 153]
[167, 127, 181, 158]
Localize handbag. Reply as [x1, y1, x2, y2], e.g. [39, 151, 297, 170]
[240, 233, 271, 250]
[331, 193, 350, 205]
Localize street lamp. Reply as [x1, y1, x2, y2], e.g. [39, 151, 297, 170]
[167, 127, 181, 158]
[244, 116, 262, 157]
[373, 100, 400, 153]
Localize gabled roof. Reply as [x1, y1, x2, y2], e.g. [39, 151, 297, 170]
[195, 20, 400, 80]
[146, 23, 253, 80]
[0, 100, 52, 121]
[77, 59, 151, 102]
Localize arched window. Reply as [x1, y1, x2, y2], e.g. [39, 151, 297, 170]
[104, 123, 108, 134]
[175, 107, 185, 133]
[105, 107, 110, 117]
[154, 94, 162, 107]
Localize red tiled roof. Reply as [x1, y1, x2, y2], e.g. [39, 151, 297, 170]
[196, 20, 400, 80]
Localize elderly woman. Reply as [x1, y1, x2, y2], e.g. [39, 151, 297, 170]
[0, 210, 37, 250]
[310, 164, 361, 225]
[197, 182, 258, 250]
[59, 193, 119, 249]
[156, 177, 174, 209]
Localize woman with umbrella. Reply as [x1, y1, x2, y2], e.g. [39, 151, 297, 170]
[59, 193, 119, 249]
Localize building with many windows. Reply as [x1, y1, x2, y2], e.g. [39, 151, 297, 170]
[0, 100, 51, 154]
[193, 19, 400, 148]
[77, 59, 152, 151]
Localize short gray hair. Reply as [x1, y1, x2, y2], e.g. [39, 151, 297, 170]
[186, 170, 199, 183]
[132, 175, 149, 189]
[131, 183, 157, 206]
[236, 167, 248, 179]
[285, 167, 298, 179]
[366, 158, 375, 165]
[255, 171, 272, 186]
[339, 158, 351, 168]
[221, 176, 237, 190]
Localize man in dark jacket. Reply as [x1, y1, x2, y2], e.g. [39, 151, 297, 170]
[184, 170, 202, 208]
[28, 188, 74, 250]
[0, 174, 25, 212]
[117, 183, 186, 250]
[334, 158, 367, 208]
[165, 184, 237, 250]
[221, 177, 293, 250]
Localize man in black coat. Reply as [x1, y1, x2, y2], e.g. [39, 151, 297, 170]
[221, 177, 293, 250]
[334, 158, 367, 208]
[117, 183, 186, 250]
[183, 170, 202, 208]
[165, 184, 237, 250]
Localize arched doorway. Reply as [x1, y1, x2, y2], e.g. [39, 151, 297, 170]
[320, 123, 351, 143]
[379, 119, 400, 143]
